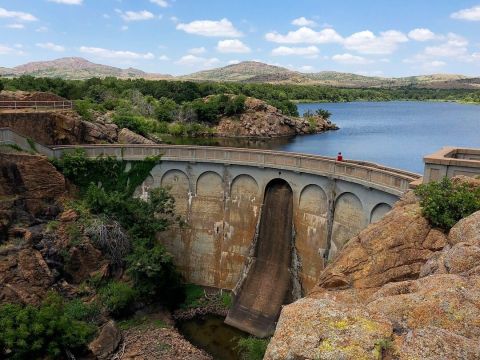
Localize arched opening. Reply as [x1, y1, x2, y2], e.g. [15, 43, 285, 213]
[226, 179, 294, 338]
[370, 203, 392, 223]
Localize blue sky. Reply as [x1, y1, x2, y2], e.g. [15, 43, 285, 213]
[1, 0, 480, 76]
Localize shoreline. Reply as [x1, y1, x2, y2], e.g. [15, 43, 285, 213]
[293, 98, 480, 105]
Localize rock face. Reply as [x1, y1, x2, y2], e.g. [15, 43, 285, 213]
[216, 97, 337, 138]
[266, 191, 480, 360]
[88, 320, 122, 360]
[118, 128, 156, 144]
[313, 192, 446, 293]
[0, 151, 65, 304]
[0, 152, 65, 242]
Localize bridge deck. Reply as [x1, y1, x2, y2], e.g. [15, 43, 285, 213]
[0, 127, 420, 197]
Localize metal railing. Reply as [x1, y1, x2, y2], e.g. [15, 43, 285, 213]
[0, 100, 73, 110]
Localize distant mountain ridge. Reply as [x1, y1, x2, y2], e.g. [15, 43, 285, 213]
[2, 57, 171, 80]
[1, 57, 478, 89]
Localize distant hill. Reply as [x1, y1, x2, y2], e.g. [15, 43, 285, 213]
[1, 57, 479, 89]
[180, 61, 312, 84]
[2, 57, 171, 80]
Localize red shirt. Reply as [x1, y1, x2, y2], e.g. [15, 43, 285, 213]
[337, 154, 343, 161]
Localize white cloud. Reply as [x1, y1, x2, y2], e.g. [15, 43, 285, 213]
[228, 59, 240, 65]
[298, 65, 315, 72]
[170, 16, 179, 23]
[36, 42, 65, 52]
[424, 33, 468, 57]
[332, 53, 372, 64]
[271, 45, 319, 56]
[6, 23, 25, 29]
[117, 10, 155, 22]
[408, 28, 436, 42]
[177, 18, 242, 37]
[265, 26, 342, 44]
[0, 44, 24, 55]
[36, 26, 48, 32]
[158, 55, 169, 61]
[150, 0, 169, 8]
[47, 0, 83, 5]
[188, 47, 206, 55]
[344, 30, 408, 54]
[451, 5, 480, 21]
[175, 54, 220, 68]
[80, 46, 155, 59]
[0, 7, 37, 21]
[291, 17, 317, 27]
[216, 39, 251, 53]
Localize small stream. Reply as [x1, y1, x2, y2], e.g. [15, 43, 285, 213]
[177, 315, 250, 360]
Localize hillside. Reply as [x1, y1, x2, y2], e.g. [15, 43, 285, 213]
[2, 57, 172, 80]
[1, 57, 479, 89]
[180, 61, 312, 84]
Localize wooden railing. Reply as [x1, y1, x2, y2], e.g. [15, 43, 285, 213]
[0, 100, 73, 110]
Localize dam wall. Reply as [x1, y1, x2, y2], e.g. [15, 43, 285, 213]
[140, 159, 401, 293]
[0, 130, 419, 294]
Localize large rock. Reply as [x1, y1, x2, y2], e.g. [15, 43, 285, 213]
[216, 97, 337, 138]
[267, 194, 480, 360]
[88, 320, 122, 360]
[313, 192, 447, 292]
[0, 246, 55, 305]
[265, 297, 393, 360]
[0, 152, 65, 233]
[118, 128, 155, 144]
[420, 210, 480, 277]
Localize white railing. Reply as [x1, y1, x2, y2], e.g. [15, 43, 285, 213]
[0, 100, 73, 110]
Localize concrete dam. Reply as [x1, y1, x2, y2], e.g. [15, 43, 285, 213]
[1, 128, 420, 337]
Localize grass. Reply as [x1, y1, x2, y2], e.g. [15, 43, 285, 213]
[118, 315, 169, 330]
[235, 337, 269, 360]
[181, 284, 205, 309]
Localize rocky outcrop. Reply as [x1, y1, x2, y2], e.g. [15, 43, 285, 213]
[0, 152, 65, 242]
[313, 192, 447, 293]
[88, 320, 122, 360]
[0, 244, 55, 305]
[216, 97, 337, 138]
[266, 187, 480, 360]
[118, 128, 156, 144]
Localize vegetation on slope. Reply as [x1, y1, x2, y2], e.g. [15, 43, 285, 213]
[415, 177, 480, 231]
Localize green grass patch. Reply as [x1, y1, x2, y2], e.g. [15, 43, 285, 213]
[235, 336, 269, 360]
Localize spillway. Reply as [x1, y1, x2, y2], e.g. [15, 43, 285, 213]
[225, 179, 294, 338]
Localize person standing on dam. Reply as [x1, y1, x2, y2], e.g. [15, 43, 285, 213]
[337, 152, 343, 161]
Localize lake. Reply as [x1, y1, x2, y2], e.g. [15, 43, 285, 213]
[287, 101, 480, 174]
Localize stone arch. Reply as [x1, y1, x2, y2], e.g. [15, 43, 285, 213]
[299, 184, 328, 215]
[160, 169, 190, 215]
[196, 171, 223, 198]
[231, 174, 259, 200]
[330, 192, 365, 258]
[296, 184, 329, 292]
[220, 174, 261, 289]
[370, 203, 392, 224]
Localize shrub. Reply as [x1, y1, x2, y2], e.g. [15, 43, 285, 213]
[74, 99, 94, 121]
[235, 337, 269, 360]
[0, 292, 97, 359]
[414, 177, 480, 231]
[99, 281, 136, 317]
[180, 284, 204, 308]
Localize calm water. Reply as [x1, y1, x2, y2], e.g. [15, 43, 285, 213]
[291, 101, 480, 173]
[177, 315, 249, 360]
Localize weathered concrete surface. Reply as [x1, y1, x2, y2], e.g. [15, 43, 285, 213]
[225, 179, 293, 337]
[153, 163, 400, 295]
